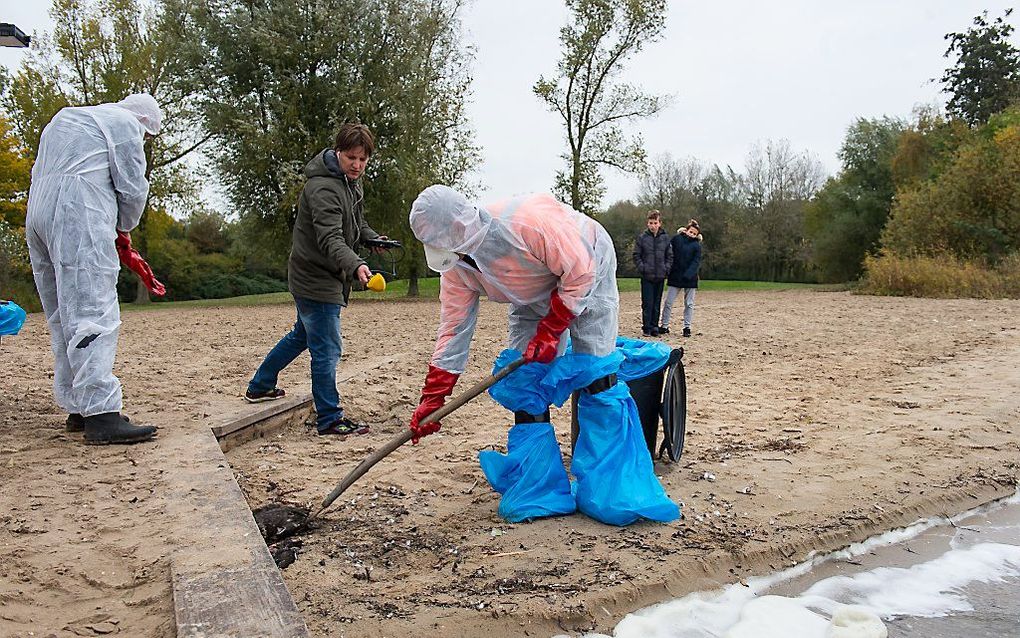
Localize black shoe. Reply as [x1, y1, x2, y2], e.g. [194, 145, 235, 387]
[67, 412, 132, 433]
[66, 413, 85, 432]
[649, 327, 660, 337]
[682, 327, 692, 337]
[642, 329, 653, 337]
[658, 326, 670, 335]
[83, 412, 156, 445]
[317, 417, 370, 436]
[245, 387, 286, 403]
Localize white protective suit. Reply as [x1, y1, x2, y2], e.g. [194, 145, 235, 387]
[409, 185, 619, 374]
[25, 94, 163, 417]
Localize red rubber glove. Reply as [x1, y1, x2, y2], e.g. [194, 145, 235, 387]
[409, 365, 460, 444]
[523, 290, 576, 363]
[116, 231, 166, 297]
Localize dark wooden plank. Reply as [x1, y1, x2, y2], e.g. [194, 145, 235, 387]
[211, 394, 313, 439]
[216, 401, 314, 453]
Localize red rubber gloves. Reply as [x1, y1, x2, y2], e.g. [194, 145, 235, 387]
[115, 231, 166, 297]
[409, 365, 460, 444]
[523, 290, 576, 364]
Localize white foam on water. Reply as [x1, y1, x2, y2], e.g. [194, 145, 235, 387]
[565, 488, 1020, 638]
[798, 542, 1020, 619]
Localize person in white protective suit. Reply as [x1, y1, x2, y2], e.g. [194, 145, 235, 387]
[25, 94, 163, 445]
[405, 184, 619, 440]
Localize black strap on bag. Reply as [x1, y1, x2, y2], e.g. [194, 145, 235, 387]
[514, 409, 551, 424]
[583, 373, 618, 395]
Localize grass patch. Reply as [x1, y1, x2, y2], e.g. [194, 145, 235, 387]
[120, 278, 443, 311]
[121, 277, 828, 312]
[617, 278, 825, 292]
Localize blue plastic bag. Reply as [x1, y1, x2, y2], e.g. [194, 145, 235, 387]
[572, 381, 680, 525]
[614, 336, 672, 382]
[482, 351, 576, 522]
[485, 346, 680, 526]
[478, 422, 576, 523]
[0, 301, 27, 336]
[487, 348, 624, 411]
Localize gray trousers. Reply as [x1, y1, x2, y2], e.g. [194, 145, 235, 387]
[661, 286, 696, 329]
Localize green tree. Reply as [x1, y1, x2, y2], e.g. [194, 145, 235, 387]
[595, 198, 645, 278]
[176, 0, 478, 294]
[889, 106, 971, 188]
[0, 76, 42, 309]
[185, 208, 230, 255]
[0, 113, 32, 227]
[941, 9, 1020, 126]
[804, 116, 906, 282]
[1, 0, 208, 303]
[534, 0, 668, 216]
[882, 109, 1020, 262]
[730, 140, 825, 282]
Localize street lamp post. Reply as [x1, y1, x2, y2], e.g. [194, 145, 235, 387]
[0, 23, 31, 48]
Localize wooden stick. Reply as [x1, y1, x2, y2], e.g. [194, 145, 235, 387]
[310, 357, 527, 520]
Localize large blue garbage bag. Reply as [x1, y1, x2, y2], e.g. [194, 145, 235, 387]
[614, 336, 672, 382]
[572, 381, 679, 525]
[485, 347, 680, 526]
[0, 301, 27, 336]
[488, 348, 624, 410]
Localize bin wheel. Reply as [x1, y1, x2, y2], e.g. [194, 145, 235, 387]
[658, 357, 687, 462]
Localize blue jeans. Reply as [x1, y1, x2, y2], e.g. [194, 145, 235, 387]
[249, 296, 343, 430]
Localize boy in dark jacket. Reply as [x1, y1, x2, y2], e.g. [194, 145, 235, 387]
[661, 220, 703, 337]
[632, 210, 672, 337]
[245, 124, 390, 436]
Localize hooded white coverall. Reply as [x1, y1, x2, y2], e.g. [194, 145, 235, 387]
[409, 185, 619, 374]
[25, 94, 163, 417]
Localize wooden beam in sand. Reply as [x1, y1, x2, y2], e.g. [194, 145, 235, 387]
[213, 393, 313, 452]
[170, 408, 312, 637]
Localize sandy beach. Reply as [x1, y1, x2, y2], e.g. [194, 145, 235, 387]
[2, 289, 1018, 637]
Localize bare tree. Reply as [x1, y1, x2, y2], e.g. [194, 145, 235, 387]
[735, 140, 826, 280]
[639, 152, 709, 220]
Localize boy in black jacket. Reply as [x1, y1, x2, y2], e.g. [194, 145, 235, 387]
[632, 210, 672, 337]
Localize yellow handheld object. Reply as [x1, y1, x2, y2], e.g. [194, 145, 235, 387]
[366, 273, 386, 292]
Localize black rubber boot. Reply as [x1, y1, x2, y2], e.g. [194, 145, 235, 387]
[66, 413, 85, 433]
[68, 412, 130, 433]
[83, 412, 156, 445]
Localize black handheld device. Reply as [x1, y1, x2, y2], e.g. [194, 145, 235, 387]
[363, 238, 402, 250]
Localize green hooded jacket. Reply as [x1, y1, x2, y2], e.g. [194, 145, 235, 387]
[288, 149, 379, 305]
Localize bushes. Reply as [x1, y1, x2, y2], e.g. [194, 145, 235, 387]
[859, 252, 1020, 298]
[134, 238, 287, 302]
[0, 219, 40, 311]
[190, 272, 287, 299]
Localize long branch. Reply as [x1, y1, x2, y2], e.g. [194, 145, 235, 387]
[154, 131, 214, 169]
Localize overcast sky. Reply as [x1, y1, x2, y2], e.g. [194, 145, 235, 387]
[3, 1, 1018, 208]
